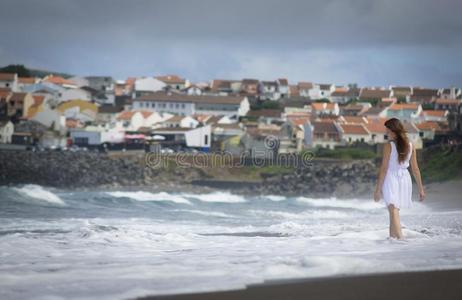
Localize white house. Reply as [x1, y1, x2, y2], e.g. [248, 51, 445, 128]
[0, 120, 14, 143]
[17, 77, 39, 90]
[0, 73, 18, 91]
[68, 76, 90, 88]
[117, 110, 172, 131]
[386, 103, 422, 122]
[132, 91, 250, 117]
[311, 102, 340, 116]
[31, 102, 66, 133]
[183, 85, 203, 96]
[152, 125, 211, 149]
[155, 75, 188, 90]
[60, 88, 92, 102]
[309, 84, 333, 100]
[298, 82, 313, 98]
[163, 115, 199, 128]
[258, 81, 280, 101]
[339, 123, 371, 144]
[185, 125, 211, 148]
[418, 110, 449, 123]
[277, 78, 289, 99]
[134, 77, 167, 97]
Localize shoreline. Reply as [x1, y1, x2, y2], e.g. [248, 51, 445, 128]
[3, 177, 462, 203]
[134, 268, 462, 300]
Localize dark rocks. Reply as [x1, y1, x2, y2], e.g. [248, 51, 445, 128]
[242, 159, 377, 199]
[0, 151, 378, 199]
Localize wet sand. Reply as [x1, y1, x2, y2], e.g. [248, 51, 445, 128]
[135, 269, 462, 300]
[422, 178, 462, 211]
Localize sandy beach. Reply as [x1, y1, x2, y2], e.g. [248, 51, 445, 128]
[135, 269, 462, 300]
[421, 178, 462, 211]
[133, 178, 462, 300]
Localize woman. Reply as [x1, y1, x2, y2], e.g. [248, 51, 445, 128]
[374, 118, 425, 240]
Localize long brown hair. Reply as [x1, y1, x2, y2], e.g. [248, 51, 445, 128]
[384, 118, 410, 164]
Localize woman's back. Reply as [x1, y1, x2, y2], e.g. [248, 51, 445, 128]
[388, 140, 412, 172]
[382, 139, 413, 209]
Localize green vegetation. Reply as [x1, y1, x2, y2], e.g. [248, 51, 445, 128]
[421, 147, 462, 183]
[250, 100, 281, 110]
[0, 64, 31, 77]
[421, 103, 434, 110]
[397, 97, 407, 104]
[344, 98, 360, 105]
[362, 98, 381, 106]
[314, 98, 330, 103]
[0, 64, 73, 78]
[309, 147, 378, 160]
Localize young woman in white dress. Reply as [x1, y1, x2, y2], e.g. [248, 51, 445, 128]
[374, 118, 425, 239]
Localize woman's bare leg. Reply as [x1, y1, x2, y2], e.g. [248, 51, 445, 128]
[388, 204, 403, 239]
[394, 207, 403, 239]
[388, 205, 397, 238]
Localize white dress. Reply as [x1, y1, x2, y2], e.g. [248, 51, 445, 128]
[381, 140, 413, 209]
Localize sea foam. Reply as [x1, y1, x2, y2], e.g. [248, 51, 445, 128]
[107, 191, 192, 205]
[13, 184, 66, 206]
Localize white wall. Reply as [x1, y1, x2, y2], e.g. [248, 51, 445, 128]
[185, 125, 211, 148]
[60, 88, 92, 102]
[135, 77, 166, 93]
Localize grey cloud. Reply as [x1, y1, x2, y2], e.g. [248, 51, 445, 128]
[0, 0, 461, 87]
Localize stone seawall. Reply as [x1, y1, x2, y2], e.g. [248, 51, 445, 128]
[0, 151, 378, 198]
[244, 159, 378, 198]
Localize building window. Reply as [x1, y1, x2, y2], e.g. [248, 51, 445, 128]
[204, 135, 208, 145]
[181, 103, 185, 109]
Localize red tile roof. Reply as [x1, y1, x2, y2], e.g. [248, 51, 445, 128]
[364, 117, 388, 134]
[340, 124, 369, 135]
[422, 110, 448, 117]
[388, 103, 420, 111]
[360, 88, 391, 99]
[340, 116, 367, 124]
[155, 75, 185, 84]
[416, 121, 441, 131]
[434, 98, 460, 105]
[246, 109, 282, 118]
[117, 110, 153, 120]
[32, 95, 45, 106]
[44, 75, 75, 86]
[297, 82, 313, 89]
[0, 73, 16, 81]
[18, 77, 36, 84]
[137, 91, 245, 105]
[312, 102, 337, 111]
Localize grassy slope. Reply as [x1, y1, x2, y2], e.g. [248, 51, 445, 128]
[420, 147, 462, 183]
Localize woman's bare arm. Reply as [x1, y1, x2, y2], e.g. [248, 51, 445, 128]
[375, 142, 391, 194]
[410, 144, 424, 192]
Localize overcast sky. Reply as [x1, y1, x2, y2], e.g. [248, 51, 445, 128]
[1, 0, 461, 87]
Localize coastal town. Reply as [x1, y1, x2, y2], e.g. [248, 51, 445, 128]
[1, 66, 461, 158]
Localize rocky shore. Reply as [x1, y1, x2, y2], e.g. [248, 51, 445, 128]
[0, 150, 378, 198]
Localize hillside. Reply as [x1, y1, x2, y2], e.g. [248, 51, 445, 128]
[0, 64, 73, 78]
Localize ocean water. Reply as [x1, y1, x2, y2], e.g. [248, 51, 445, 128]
[1, 184, 462, 300]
